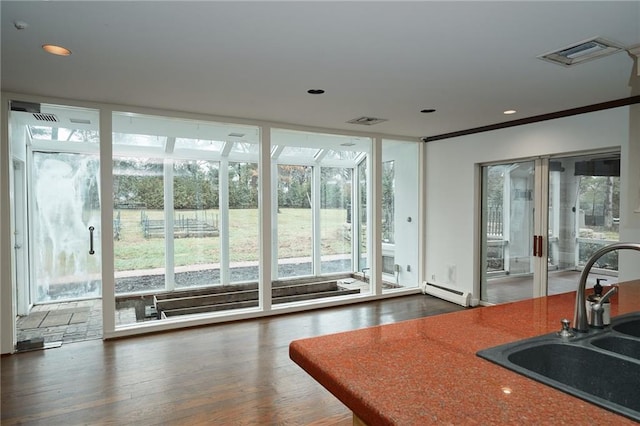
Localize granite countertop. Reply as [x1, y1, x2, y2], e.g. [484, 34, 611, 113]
[290, 280, 640, 425]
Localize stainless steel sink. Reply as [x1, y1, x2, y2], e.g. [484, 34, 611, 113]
[477, 312, 640, 421]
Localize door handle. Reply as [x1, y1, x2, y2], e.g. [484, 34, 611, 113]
[533, 235, 538, 257]
[89, 226, 95, 255]
[537, 235, 543, 258]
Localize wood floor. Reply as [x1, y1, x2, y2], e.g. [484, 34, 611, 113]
[1, 294, 464, 426]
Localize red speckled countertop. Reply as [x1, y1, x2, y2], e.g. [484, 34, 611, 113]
[290, 281, 640, 425]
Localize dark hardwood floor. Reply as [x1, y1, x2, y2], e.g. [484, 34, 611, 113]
[1, 294, 464, 425]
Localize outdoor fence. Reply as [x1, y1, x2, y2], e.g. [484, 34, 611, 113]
[140, 211, 220, 238]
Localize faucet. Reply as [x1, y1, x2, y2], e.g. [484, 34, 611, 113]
[573, 242, 640, 332]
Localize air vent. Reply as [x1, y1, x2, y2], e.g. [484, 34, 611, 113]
[538, 37, 623, 67]
[32, 113, 59, 122]
[347, 116, 388, 126]
[70, 118, 91, 125]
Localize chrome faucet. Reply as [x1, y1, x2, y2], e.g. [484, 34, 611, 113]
[573, 242, 640, 332]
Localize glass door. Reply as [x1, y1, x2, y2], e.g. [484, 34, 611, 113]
[481, 152, 621, 304]
[481, 160, 546, 303]
[546, 153, 620, 295]
[31, 152, 102, 302]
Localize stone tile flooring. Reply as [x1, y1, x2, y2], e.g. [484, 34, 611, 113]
[16, 299, 104, 347]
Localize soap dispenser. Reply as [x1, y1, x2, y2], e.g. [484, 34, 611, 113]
[586, 278, 606, 324]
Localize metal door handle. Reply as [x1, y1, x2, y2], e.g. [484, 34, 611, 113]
[89, 226, 95, 255]
[533, 235, 538, 257]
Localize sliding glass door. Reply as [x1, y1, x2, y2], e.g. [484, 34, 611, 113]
[481, 152, 621, 304]
[546, 153, 620, 295]
[480, 160, 542, 303]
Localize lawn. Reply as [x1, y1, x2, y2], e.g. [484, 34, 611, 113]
[113, 208, 351, 271]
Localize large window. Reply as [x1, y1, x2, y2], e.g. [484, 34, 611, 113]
[271, 128, 371, 298]
[112, 112, 261, 324]
[9, 102, 423, 340]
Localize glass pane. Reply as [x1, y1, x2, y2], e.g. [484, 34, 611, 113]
[320, 167, 352, 274]
[382, 140, 420, 290]
[481, 161, 536, 303]
[113, 156, 166, 295]
[357, 159, 368, 273]
[32, 152, 101, 302]
[29, 126, 100, 143]
[547, 154, 620, 296]
[277, 165, 313, 278]
[279, 146, 320, 160]
[324, 149, 360, 161]
[174, 138, 225, 152]
[113, 132, 166, 148]
[230, 142, 259, 155]
[229, 162, 260, 283]
[173, 160, 220, 289]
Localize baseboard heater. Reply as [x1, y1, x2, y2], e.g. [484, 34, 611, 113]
[422, 282, 471, 307]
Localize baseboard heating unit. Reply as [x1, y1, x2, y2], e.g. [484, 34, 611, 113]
[422, 282, 471, 307]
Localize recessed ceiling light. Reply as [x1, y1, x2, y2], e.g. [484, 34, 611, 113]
[307, 89, 325, 95]
[42, 44, 71, 56]
[503, 110, 517, 115]
[420, 109, 436, 114]
[13, 20, 28, 30]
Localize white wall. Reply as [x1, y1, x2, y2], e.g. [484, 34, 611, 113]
[619, 103, 640, 281]
[425, 106, 635, 298]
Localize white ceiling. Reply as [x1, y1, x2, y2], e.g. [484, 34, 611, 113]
[2, 1, 639, 140]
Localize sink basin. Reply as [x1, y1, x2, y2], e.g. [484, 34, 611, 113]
[613, 318, 640, 338]
[591, 336, 640, 360]
[508, 343, 640, 414]
[477, 312, 640, 422]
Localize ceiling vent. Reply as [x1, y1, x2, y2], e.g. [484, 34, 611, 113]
[538, 37, 624, 67]
[70, 118, 91, 125]
[32, 113, 59, 122]
[347, 116, 388, 126]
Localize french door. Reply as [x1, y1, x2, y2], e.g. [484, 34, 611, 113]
[481, 152, 621, 304]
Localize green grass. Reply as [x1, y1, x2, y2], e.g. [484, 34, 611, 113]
[113, 208, 351, 271]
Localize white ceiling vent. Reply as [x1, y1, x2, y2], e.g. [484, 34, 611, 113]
[538, 37, 624, 67]
[347, 116, 388, 126]
[32, 113, 59, 122]
[70, 118, 91, 125]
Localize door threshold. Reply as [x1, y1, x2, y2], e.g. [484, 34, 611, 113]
[16, 339, 62, 353]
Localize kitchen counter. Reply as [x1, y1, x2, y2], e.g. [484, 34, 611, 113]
[289, 280, 640, 425]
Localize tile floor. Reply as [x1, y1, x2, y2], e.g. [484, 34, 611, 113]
[16, 299, 105, 347]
